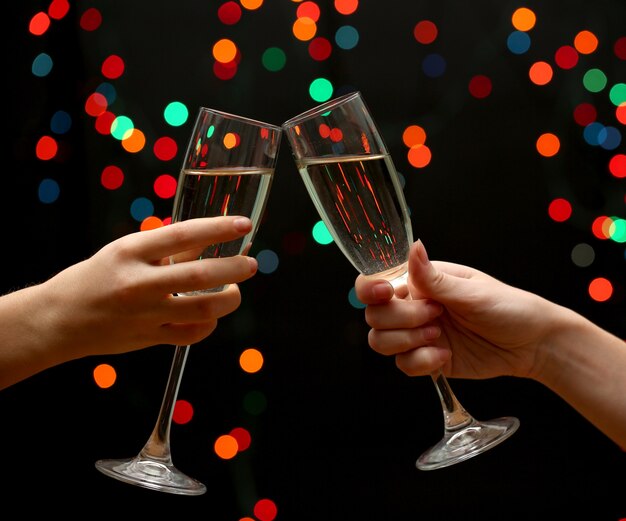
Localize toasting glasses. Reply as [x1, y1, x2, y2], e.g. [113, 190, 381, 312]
[95, 107, 282, 494]
[282, 91, 519, 470]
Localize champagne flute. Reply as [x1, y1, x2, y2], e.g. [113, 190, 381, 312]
[282, 91, 519, 470]
[95, 107, 282, 494]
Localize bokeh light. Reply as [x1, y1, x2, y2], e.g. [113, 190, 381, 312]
[213, 38, 238, 63]
[574, 30, 599, 54]
[172, 399, 194, 424]
[511, 7, 536, 31]
[548, 198, 572, 222]
[334, 0, 358, 16]
[214, 434, 238, 460]
[32, 53, 53, 77]
[153, 174, 177, 198]
[293, 16, 317, 41]
[529, 61, 553, 85]
[335, 25, 359, 50]
[240, 348, 264, 373]
[309, 77, 333, 102]
[101, 165, 124, 190]
[230, 427, 252, 451]
[571, 243, 595, 267]
[257, 249, 279, 273]
[164, 101, 189, 126]
[29, 12, 51, 36]
[536, 132, 560, 157]
[38, 179, 60, 203]
[254, 499, 278, 521]
[153, 136, 178, 161]
[414, 20, 438, 44]
[243, 390, 267, 415]
[101, 54, 125, 79]
[588, 277, 613, 302]
[218, 1, 242, 24]
[93, 364, 116, 389]
[312, 220, 333, 244]
[262, 47, 287, 71]
[468, 75, 493, 98]
[554, 45, 579, 69]
[583, 68, 607, 92]
[80, 7, 102, 31]
[507, 30, 531, 54]
[121, 128, 146, 153]
[36, 136, 58, 160]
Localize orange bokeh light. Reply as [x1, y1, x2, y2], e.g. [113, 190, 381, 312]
[574, 30, 599, 54]
[93, 364, 116, 389]
[588, 277, 613, 302]
[529, 61, 553, 85]
[536, 132, 560, 157]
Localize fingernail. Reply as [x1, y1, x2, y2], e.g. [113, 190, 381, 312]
[372, 281, 394, 300]
[416, 239, 429, 265]
[423, 325, 441, 341]
[234, 217, 253, 232]
[247, 257, 258, 273]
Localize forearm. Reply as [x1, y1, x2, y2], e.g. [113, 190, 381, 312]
[0, 284, 70, 390]
[534, 305, 626, 449]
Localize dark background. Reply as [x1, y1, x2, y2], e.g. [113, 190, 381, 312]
[3, 1, 624, 518]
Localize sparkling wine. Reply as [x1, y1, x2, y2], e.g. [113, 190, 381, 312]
[298, 154, 413, 280]
[171, 167, 274, 293]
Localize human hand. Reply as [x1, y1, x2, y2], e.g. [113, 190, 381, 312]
[355, 240, 558, 381]
[34, 215, 258, 359]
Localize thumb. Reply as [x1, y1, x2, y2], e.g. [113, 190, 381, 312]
[408, 240, 470, 303]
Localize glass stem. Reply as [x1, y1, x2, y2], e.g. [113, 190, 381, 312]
[393, 274, 474, 433]
[431, 370, 473, 432]
[138, 344, 190, 464]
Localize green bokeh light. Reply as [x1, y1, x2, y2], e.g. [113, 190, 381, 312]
[609, 83, 626, 106]
[582, 68, 607, 93]
[243, 390, 267, 415]
[164, 101, 189, 127]
[110, 115, 134, 140]
[609, 217, 626, 243]
[312, 220, 333, 244]
[262, 47, 287, 72]
[309, 77, 334, 102]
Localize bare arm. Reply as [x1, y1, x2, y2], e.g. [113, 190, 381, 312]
[355, 239, 626, 448]
[0, 216, 258, 390]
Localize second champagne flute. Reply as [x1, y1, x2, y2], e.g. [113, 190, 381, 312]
[95, 107, 282, 495]
[282, 91, 519, 470]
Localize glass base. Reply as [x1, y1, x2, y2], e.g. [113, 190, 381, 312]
[416, 416, 520, 471]
[95, 456, 207, 496]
